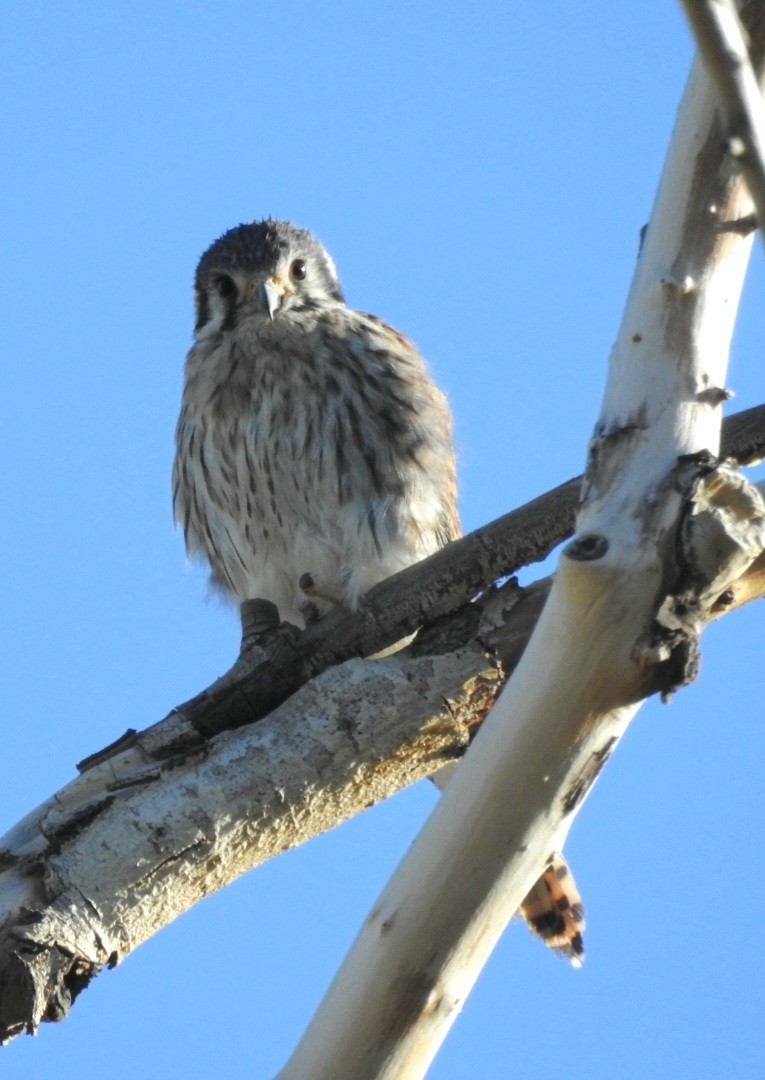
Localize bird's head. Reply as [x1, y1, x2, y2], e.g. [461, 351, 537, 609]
[192, 219, 345, 337]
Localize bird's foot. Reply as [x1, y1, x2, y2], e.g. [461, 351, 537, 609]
[298, 572, 341, 606]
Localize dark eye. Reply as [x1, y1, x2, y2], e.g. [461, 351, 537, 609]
[214, 275, 237, 298]
[290, 259, 307, 282]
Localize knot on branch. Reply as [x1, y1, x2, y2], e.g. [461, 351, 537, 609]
[410, 599, 484, 656]
[641, 461, 765, 698]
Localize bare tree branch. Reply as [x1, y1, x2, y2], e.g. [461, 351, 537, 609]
[79, 399, 765, 765]
[278, 12, 765, 1076]
[681, 0, 765, 237]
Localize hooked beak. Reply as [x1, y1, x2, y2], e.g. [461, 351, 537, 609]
[255, 280, 284, 320]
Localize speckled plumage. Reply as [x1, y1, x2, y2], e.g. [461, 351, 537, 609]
[173, 220, 588, 964]
[173, 219, 459, 625]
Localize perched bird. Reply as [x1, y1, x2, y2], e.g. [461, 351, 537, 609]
[172, 218, 585, 963]
[173, 218, 458, 626]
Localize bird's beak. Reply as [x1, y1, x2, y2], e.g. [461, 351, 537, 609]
[255, 279, 284, 320]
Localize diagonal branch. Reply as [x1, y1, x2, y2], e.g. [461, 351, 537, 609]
[278, 10, 765, 1076]
[681, 0, 765, 237]
[78, 401, 765, 772]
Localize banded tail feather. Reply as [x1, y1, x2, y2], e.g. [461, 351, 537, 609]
[519, 854, 585, 967]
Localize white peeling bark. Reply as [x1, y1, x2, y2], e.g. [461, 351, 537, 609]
[279, 49, 765, 1080]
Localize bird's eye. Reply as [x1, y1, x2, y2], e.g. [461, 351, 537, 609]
[214, 275, 237, 298]
[290, 259, 307, 282]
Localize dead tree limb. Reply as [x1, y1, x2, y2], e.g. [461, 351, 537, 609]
[278, 7, 765, 1075]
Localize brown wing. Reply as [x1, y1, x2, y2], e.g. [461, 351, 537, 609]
[358, 311, 460, 549]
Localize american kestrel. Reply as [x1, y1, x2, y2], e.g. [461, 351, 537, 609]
[172, 218, 585, 963]
[173, 219, 458, 626]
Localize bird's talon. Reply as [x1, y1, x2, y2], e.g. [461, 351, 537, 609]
[299, 600, 323, 625]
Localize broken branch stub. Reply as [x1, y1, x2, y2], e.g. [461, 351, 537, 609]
[643, 459, 765, 699]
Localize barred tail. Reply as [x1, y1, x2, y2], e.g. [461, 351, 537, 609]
[519, 854, 586, 967]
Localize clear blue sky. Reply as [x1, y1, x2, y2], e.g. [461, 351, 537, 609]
[2, 4, 764, 1078]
